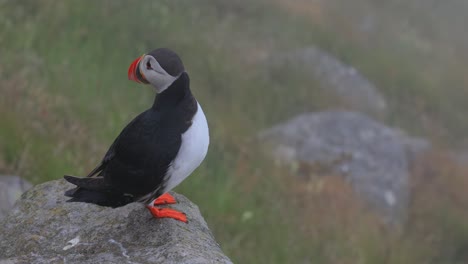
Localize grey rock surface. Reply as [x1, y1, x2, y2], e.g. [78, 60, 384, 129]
[449, 148, 468, 167]
[260, 111, 429, 225]
[0, 179, 232, 264]
[0, 175, 32, 220]
[271, 46, 387, 116]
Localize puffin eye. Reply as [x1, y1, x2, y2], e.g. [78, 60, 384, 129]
[146, 61, 153, 70]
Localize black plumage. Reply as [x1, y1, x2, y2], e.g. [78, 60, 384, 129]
[147, 48, 185, 77]
[65, 72, 197, 207]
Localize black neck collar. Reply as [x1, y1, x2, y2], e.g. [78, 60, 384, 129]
[152, 72, 192, 111]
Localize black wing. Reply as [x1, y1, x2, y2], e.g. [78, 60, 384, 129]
[101, 73, 196, 197]
[64, 113, 147, 197]
[102, 108, 183, 197]
[85, 114, 144, 178]
[64, 72, 196, 205]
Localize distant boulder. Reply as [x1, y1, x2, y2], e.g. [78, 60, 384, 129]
[270, 46, 387, 116]
[0, 179, 232, 264]
[0, 175, 32, 220]
[260, 111, 429, 225]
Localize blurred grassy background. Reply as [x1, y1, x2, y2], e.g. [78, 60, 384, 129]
[1, 0, 468, 263]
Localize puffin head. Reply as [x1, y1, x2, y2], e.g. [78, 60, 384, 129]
[128, 48, 185, 93]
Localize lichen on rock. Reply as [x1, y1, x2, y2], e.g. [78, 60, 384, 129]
[0, 179, 232, 264]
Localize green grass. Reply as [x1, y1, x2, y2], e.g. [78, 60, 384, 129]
[0, 1, 324, 262]
[1, 0, 468, 263]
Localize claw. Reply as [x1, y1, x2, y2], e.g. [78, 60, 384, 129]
[153, 193, 177, 205]
[146, 206, 188, 223]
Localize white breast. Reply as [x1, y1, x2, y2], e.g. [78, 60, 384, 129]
[163, 102, 210, 193]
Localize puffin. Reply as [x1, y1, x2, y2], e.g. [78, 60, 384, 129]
[64, 48, 209, 223]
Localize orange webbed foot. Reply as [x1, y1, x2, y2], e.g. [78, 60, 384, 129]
[146, 206, 187, 223]
[153, 193, 177, 205]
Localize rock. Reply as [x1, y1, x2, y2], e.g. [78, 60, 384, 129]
[260, 111, 429, 225]
[0, 179, 232, 264]
[270, 46, 387, 116]
[448, 149, 468, 168]
[0, 175, 32, 220]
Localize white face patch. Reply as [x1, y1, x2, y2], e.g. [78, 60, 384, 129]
[139, 55, 178, 93]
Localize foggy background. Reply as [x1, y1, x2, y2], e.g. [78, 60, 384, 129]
[1, 0, 468, 263]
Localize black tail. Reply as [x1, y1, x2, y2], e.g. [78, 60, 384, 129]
[64, 175, 134, 208]
[64, 175, 113, 191]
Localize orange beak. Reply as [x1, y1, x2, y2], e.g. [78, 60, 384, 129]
[128, 54, 148, 84]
